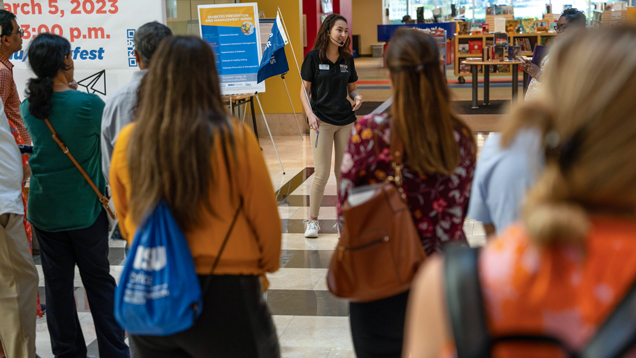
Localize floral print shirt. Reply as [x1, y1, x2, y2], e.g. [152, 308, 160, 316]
[337, 113, 476, 255]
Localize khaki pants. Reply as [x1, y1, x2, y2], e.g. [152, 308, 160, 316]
[0, 213, 38, 358]
[309, 121, 354, 218]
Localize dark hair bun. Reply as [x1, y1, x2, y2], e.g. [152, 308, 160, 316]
[25, 34, 72, 119]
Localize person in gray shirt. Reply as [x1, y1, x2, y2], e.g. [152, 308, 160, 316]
[101, 21, 172, 180]
[467, 129, 544, 237]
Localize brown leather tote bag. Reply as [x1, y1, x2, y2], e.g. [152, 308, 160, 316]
[327, 130, 427, 303]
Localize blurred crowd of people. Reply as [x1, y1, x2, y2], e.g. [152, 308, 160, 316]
[1, 6, 636, 358]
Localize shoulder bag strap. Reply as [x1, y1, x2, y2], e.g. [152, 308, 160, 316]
[44, 118, 116, 220]
[200, 199, 243, 294]
[581, 278, 636, 358]
[388, 120, 406, 191]
[444, 245, 493, 358]
[389, 120, 404, 167]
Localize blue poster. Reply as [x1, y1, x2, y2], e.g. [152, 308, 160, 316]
[198, 3, 265, 95]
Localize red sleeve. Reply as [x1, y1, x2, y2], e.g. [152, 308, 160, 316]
[0, 69, 11, 105]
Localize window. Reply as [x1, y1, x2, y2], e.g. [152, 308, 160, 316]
[165, 0, 240, 35]
[513, 1, 545, 19]
[388, 0, 592, 24]
[457, 0, 486, 21]
[550, 0, 591, 19]
[389, 0, 409, 21]
[409, 0, 435, 20]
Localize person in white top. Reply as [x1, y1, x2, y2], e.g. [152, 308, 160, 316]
[0, 99, 39, 358]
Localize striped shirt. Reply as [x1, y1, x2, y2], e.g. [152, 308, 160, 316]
[0, 53, 30, 144]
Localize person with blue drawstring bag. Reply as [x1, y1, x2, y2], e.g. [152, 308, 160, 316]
[109, 36, 283, 358]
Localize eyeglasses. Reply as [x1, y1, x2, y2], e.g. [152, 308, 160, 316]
[4, 28, 24, 38]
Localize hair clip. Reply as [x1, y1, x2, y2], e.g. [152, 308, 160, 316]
[545, 131, 560, 149]
[544, 129, 583, 173]
[416, 64, 424, 72]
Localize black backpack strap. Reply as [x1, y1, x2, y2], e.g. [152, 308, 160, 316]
[581, 281, 636, 358]
[444, 245, 492, 358]
[445, 245, 636, 358]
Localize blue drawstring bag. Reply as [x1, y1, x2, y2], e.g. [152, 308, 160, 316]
[114, 200, 202, 336]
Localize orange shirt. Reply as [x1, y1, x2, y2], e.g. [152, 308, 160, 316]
[444, 217, 636, 357]
[110, 120, 282, 285]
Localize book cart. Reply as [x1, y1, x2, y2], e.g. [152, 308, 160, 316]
[455, 32, 556, 84]
[433, 30, 448, 77]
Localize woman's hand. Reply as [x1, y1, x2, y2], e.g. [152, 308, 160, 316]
[352, 95, 363, 111]
[308, 113, 320, 132]
[521, 62, 541, 79]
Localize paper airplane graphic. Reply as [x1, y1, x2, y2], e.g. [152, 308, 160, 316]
[78, 70, 106, 96]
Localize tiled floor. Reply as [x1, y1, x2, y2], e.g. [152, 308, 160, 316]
[32, 56, 496, 358]
[33, 162, 488, 358]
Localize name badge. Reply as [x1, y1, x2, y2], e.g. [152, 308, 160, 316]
[319, 64, 329, 71]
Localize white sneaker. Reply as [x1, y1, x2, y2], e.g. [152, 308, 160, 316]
[304, 220, 320, 238]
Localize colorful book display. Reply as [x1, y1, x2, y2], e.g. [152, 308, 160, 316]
[535, 20, 549, 32]
[457, 21, 470, 35]
[506, 20, 521, 33]
[514, 37, 533, 52]
[470, 22, 483, 34]
[487, 5, 514, 15]
[494, 32, 508, 46]
[469, 40, 483, 54]
[541, 36, 554, 46]
[521, 19, 535, 33]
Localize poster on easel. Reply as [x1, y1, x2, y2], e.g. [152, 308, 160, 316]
[198, 3, 265, 95]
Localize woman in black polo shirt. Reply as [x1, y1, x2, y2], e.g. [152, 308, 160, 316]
[300, 13, 362, 238]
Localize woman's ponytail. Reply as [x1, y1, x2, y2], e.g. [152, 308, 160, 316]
[24, 33, 72, 120]
[523, 164, 590, 245]
[503, 97, 591, 245]
[25, 76, 55, 120]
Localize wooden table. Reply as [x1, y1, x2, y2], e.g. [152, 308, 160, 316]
[463, 60, 529, 109]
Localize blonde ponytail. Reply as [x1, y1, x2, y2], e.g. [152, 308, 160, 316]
[523, 164, 590, 245]
[501, 26, 636, 246]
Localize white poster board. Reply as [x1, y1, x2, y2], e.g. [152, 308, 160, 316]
[198, 3, 265, 95]
[4, 0, 166, 100]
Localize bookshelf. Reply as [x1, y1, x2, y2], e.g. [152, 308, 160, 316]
[591, 9, 630, 28]
[485, 14, 514, 31]
[454, 32, 556, 83]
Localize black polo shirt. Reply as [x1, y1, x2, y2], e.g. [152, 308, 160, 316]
[301, 49, 358, 126]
